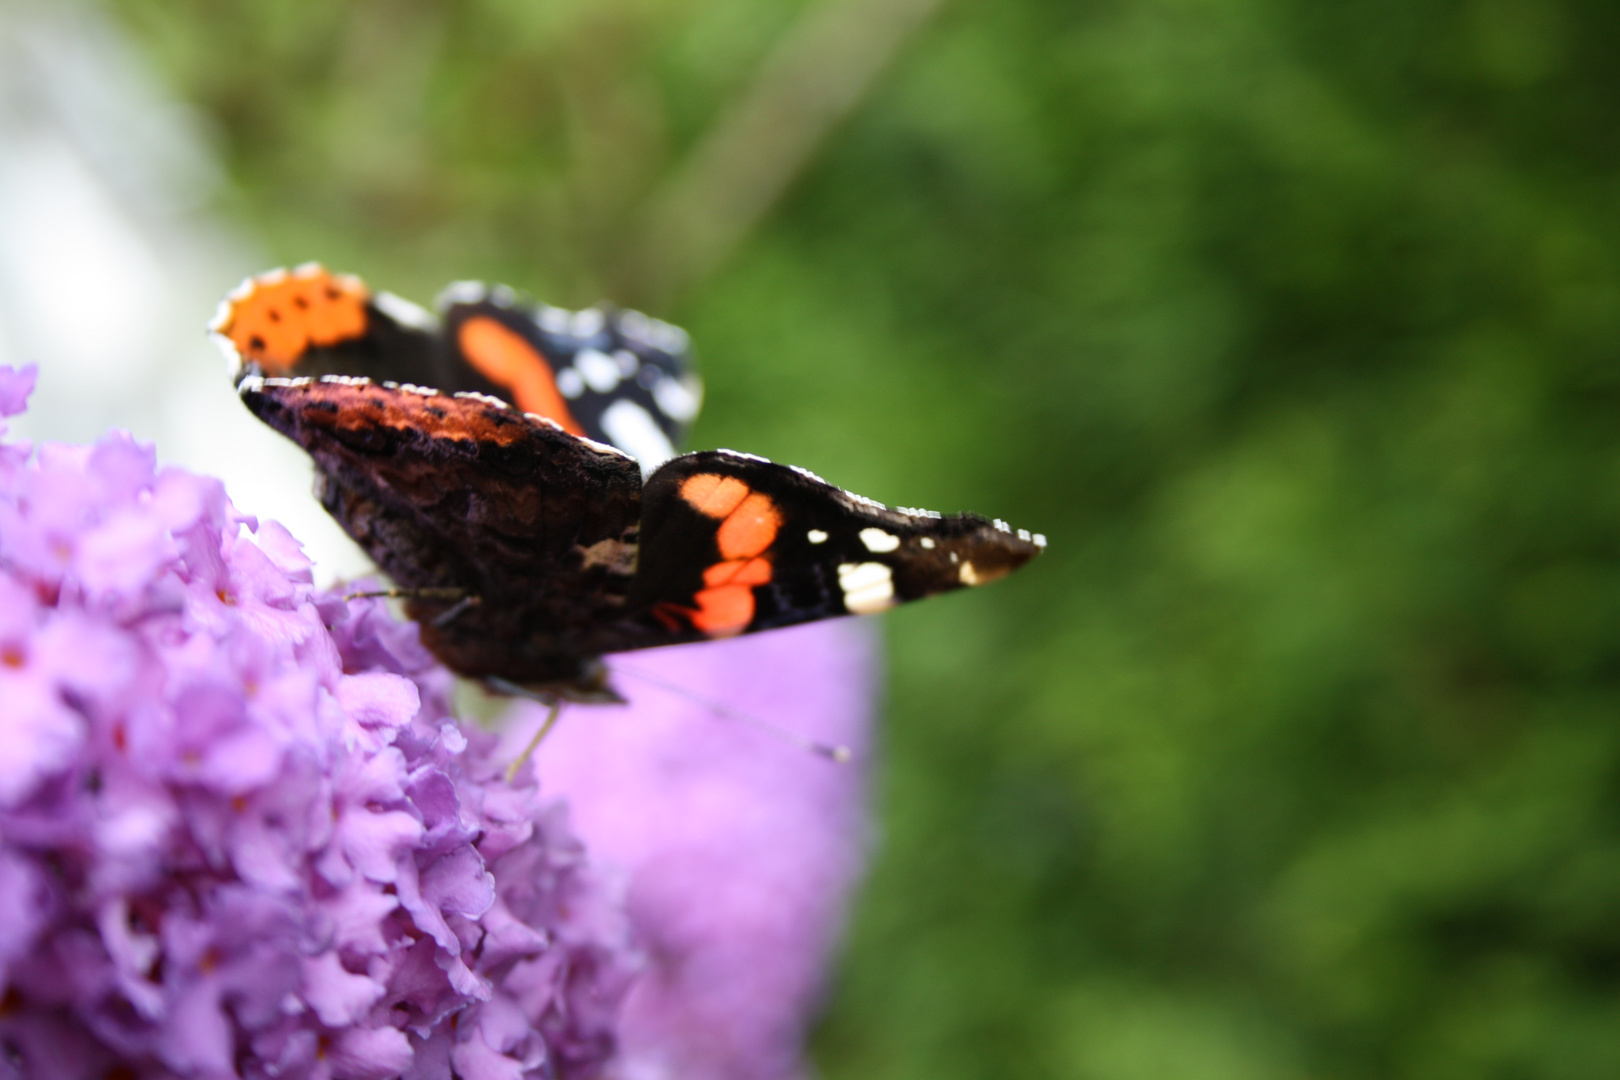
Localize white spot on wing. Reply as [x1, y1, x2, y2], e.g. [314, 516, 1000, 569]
[374, 291, 437, 330]
[538, 306, 570, 334]
[1033, 533, 1047, 548]
[648, 318, 689, 354]
[208, 298, 234, 333]
[807, 529, 829, 544]
[860, 527, 901, 553]
[572, 308, 605, 337]
[453, 391, 508, 408]
[614, 350, 640, 377]
[838, 562, 895, 614]
[576, 432, 636, 460]
[718, 449, 770, 463]
[438, 280, 488, 306]
[556, 367, 585, 399]
[652, 374, 702, 423]
[919, 537, 936, 549]
[843, 491, 887, 512]
[959, 561, 982, 586]
[601, 399, 675, 476]
[575, 349, 620, 393]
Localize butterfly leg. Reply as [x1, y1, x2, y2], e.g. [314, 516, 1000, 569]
[342, 585, 468, 602]
[428, 594, 483, 628]
[485, 677, 564, 783]
[340, 586, 484, 627]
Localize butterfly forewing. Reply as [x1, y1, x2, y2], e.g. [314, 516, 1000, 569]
[214, 266, 700, 473]
[622, 450, 1045, 642]
[438, 290, 699, 473]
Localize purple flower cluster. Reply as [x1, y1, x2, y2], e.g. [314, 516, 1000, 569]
[0, 366, 638, 1080]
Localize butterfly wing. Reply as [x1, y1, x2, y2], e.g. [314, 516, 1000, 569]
[438, 285, 700, 473]
[212, 265, 448, 389]
[602, 450, 1046, 648]
[238, 373, 646, 686]
[213, 266, 701, 472]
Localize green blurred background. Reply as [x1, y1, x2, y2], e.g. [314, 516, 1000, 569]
[107, 0, 1620, 1076]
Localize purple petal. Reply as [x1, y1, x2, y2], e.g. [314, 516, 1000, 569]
[0, 674, 86, 806]
[339, 805, 425, 883]
[159, 978, 233, 1076]
[302, 951, 386, 1026]
[420, 846, 496, 920]
[0, 850, 49, 977]
[329, 1025, 415, 1080]
[87, 430, 157, 505]
[338, 672, 422, 731]
[318, 882, 400, 958]
[450, 1031, 528, 1080]
[0, 364, 37, 417]
[254, 518, 315, 583]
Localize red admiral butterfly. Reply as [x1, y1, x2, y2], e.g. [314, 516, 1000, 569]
[213, 265, 1045, 701]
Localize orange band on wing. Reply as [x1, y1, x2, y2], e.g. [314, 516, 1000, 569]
[224, 268, 369, 372]
[703, 556, 772, 588]
[716, 493, 781, 560]
[457, 316, 584, 435]
[653, 557, 774, 637]
[669, 477, 783, 637]
[690, 586, 754, 636]
[680, 474, 751, 519]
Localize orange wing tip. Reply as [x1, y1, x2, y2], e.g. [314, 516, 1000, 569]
[210, 264, 372, 377]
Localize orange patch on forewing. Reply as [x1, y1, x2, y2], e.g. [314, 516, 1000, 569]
[652, 557, 772, 638]
[715, 493, 781, 560]
[457, 316, 585, 435]
[690, 586, 755, 636]
[226, 269, 369, 372]
[703, 556, 772, 588]
[680, 473, 751, 519]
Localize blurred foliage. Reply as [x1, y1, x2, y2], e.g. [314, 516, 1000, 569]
[110, 0, 1620, 1076]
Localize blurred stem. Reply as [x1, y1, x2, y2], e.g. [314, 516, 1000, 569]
[622, 0, 950, 310]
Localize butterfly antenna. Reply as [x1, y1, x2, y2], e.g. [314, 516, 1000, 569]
[611, 664, 853, 763]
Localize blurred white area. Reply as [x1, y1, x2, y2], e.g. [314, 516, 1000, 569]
[0, 0, 373, 582]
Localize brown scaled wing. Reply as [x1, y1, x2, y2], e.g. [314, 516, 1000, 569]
[239, 377, 649, 685]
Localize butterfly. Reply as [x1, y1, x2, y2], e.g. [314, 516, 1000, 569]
[213, 265, 1044, 702]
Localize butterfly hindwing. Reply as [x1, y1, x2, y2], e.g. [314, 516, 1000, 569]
[622, 450, 1046, 642]
[238, 373, 648, 685]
